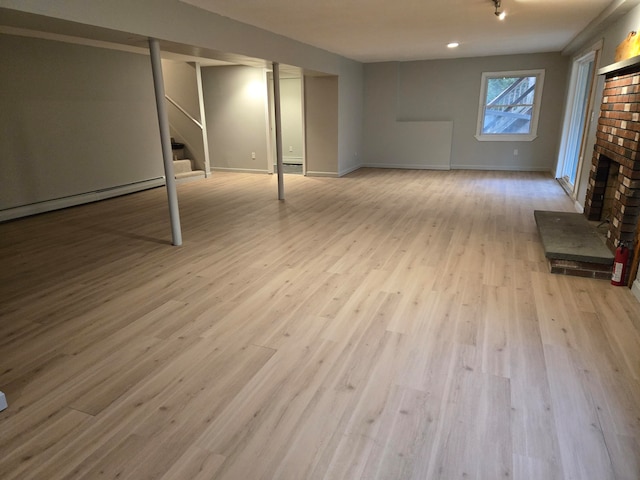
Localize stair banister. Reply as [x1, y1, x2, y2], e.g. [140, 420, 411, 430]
[165, 95, 203, 130]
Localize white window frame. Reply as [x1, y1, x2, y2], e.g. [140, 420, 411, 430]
[475, 69, 545, 142]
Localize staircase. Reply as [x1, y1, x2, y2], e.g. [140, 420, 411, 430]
[171, 140, 205, 182]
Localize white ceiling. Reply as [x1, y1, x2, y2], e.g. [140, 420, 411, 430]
[180, 0, 625, 62]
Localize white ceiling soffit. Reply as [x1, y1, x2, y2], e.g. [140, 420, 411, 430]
[0, 9, 317, 76]
[180, 0, 625, 62]
[0, 24, 235, 66]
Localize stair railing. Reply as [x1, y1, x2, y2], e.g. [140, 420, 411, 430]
[165, 95, 203, 130]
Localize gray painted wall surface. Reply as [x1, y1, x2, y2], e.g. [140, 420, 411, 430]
[305, 76, 339, 175]
[163, 60, 206, 171]
[0, 0, 363, 175]
[202, 66, 269, 172]
[363, 62, 453, 169]
[363, 53, 569, 172]
[280, 78, 304, 162]
[163, 60, 201, 122]
[337, 61, 364, 175]
[0, 34, 163, 210]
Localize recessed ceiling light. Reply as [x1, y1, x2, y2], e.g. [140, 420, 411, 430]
[447, 42, 459, 49]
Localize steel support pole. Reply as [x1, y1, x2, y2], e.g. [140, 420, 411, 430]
[148, 37, 182, 246]
[272, 62, 285, 200]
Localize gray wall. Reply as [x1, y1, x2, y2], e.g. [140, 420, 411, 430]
[202, 66, 269, 172]
[280, 78, 304, 163]
[162, 59, 207, 172]
[363, 53, 569, 171]
[0, 33, 163, 211]
[337, 60, 364, 175]
[202, 67, 340, 176]
[363, 62, 453, 170]
[0, 0, 364, 177]
[305, 76, 339, 176]
[163, 60, 201, 121]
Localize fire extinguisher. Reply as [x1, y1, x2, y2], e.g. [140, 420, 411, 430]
[611, 242, 630, 286]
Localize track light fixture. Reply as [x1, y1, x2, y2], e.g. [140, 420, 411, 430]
[493, 0, 506, 20]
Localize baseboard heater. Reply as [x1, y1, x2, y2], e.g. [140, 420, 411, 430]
[283, 156, 303, 165]
[0, 177, 166, 222]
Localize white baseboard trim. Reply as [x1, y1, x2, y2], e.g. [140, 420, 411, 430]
[451, 165, 552, 172]
[0, 391, 6, 411]
[211, 167, 269, 174]
[306, 171, 340, 178]
[360, 163, 450, 171]
[574, 200, 585, 213]
[0, 178, 165, 222]
[632, 279, 640, 304]
[338, 164, 362, 177]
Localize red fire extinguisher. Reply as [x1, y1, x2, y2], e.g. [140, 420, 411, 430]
[611, 242, 630, 286]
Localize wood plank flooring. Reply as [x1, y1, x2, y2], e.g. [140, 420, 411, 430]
[1, 168, 639, 479]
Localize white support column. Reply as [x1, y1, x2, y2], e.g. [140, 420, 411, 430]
[272, 62, 284, 200]
[148, 38, 183, 246]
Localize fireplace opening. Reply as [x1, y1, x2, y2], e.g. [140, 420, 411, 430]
[601, 160, 620, 225]
[586, 150, 638, 251]
[584, 65, 640, 255]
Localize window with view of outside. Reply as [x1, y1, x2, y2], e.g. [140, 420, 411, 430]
[476, 70, 545, 141]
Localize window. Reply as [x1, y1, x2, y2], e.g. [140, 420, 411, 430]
[475, 69, 545, 141]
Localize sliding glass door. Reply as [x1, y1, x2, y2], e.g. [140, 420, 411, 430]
[558, 51, 596, 190]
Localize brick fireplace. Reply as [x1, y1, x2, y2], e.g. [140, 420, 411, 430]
[584, 61, 640, 256]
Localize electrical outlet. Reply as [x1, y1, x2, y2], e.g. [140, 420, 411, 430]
[513, 149, 518, 156]
[289, 146, 293, 152]
[251, 152, 256, 159]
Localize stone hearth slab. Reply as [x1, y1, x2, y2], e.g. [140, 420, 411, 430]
[534, 210, 614, 266]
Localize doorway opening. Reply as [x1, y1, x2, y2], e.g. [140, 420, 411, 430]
[556, 48, 599, 198]
[267, 73, 305, 175]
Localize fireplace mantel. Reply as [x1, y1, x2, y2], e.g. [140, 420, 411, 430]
[599, 54, 640, 77]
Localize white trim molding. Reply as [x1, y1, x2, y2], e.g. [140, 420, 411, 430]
[475, 69, 545, 142]
[337, 164, 361, 177]
[451, 165, 552, 172]
[307, 170, 340, 178]
[0, 178, 165, 222]
[361, 163, 450, 171]
[210, 167, 270, 174]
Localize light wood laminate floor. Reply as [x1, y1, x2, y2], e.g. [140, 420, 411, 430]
[1, 169, 639, 479]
